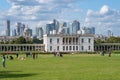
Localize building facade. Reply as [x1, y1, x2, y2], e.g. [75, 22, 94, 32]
[43, 34, 94, 52]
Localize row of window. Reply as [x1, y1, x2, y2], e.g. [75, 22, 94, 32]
[50, 46, 91, 51]
[50, 38, 91, 44]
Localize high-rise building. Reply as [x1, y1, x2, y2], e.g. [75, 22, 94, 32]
[60, 22, 68, 34]
[108, 30, 113, 37]
[36, 27, 39, 37]
[91, 27, 95, 34]
[70, 20, 80, 34]
[81, 27, 95, 35]
[15, 22, 26, 36]
[20, 24, 25, 36]
[52, 19, 59, 33]
[39, 27, 43, 38]
[6, 20, 10, 36]
[24, 26, 32, 37]
[36, 27, 43, 38]
[12, 29, 17, 36]
[63, 22, 67, 27]
[16, 22, 21, 36]
[45, 24, 52, 34]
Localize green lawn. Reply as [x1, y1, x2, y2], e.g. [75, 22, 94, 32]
[0, 54, 120, 80]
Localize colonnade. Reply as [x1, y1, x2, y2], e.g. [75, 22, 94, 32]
[0, 44, 45, 52]
[94, 43, 120, 51]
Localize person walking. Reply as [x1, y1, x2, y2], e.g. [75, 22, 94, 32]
[108, 51, 111, 57]
[2, 55, 6, 68]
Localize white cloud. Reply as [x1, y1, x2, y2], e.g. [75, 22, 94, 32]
[100, 5, 109, 15]
[85, 5, 120, 36]
[5, 0, 79, 22]
[0, 0, 82, 36]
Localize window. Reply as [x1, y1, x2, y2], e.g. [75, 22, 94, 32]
[63, 38, 65, 44]
[73, 46, 75, 50]
[66, 46, 68, 51]
[88, 38, 91, 43]
[57, 38, 59, 43]
[66, 38, 68, 44]
[73, 38, 75, 44]
[81, 38, 84, 43]
[88, 46, 91, 50]
[50, 38, 52, 44]
[63, 46, 65, 50]
[50, 46, 52, 51]
[76, 46, 78, 50]
[57, 46, 59, 51]
[81, 46, 84, 51]
[76, 38, 78, 44]
[69, 46, 72, 50]
[69, 38, 71, 44]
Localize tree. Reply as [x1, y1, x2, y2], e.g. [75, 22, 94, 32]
[94, 39, 105, 44]
[0, 41, 4, 44]
[9, 40, 15, 44]
[106, 37, 120, 43]
[15, 36, 26, 44]
[33, 38, 43, 44]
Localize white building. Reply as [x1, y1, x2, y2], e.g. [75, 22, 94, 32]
[43, 34, 94, 52]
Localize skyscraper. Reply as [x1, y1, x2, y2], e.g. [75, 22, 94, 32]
[12, 29, 16, 36]
[63, 22, 67, 27]
[36, 27, 43, 38]
[62, 22, 69, 34]
[45, 24, 52, 34]
[15, 22, 26, 36]
[6, 20, 10, 36]
[20, 24, 25, 36]
[70, 20, 80, 34]
[39, 27, 43, 38]
[81, 27, 95, 35]
[52, 19, 59, 33]
[108, 30, 113, 37]
[16, 22, 21, 36]
[24, 26, 32, 37]
[91, 27, 95, 34]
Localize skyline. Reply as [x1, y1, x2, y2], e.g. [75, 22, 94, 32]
[0, 0, 120, 36]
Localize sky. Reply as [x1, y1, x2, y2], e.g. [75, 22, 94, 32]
[0, 0, 120, 36]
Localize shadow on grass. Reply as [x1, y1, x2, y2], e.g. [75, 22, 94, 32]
[0, 71, 37, 79]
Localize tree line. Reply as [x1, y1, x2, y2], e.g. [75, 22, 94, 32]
[0, 36, 43, 44]
[95, 36, 120, 44]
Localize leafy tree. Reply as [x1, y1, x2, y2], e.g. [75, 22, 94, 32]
[5, 41, 9, 44]
[0, 41, 4, 44]
[106, 37, 120, 43]
[9, 40, 15, 44]
[26, 41, 33, 44]
[15, 36, 27, 44]
[33, 38, 43, 44]
[94, 39, 105, 44]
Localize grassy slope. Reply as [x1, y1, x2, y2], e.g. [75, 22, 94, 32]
[0, 54, 120, 80]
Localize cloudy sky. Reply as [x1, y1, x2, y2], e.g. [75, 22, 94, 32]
[0, 0, 120, 36]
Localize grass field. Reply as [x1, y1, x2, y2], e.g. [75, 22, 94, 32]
[0, 54, 120, 80]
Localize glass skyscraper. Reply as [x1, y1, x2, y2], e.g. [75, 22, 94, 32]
[6, 20, 10, 36]
[45, 24, 52, 34]
[70, 20, 80, 34]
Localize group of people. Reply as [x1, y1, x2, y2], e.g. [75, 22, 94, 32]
[1, 50, 113, 68]
[53, 52, 63, 57]
[100, 50, 111, 57]
[1, 53, 39, 68]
